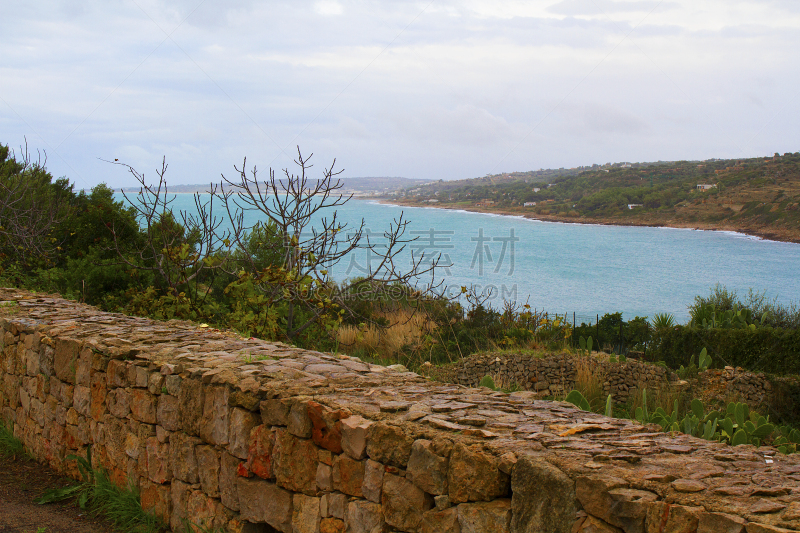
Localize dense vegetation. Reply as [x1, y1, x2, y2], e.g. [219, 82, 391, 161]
[2, 143, 799, 378]
[0, 143, 573, 362]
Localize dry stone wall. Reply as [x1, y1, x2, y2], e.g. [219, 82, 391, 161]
[1, 289, 799, 533]
[422, 351, 676, 403]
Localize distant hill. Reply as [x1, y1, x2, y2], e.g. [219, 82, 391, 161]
[383, 152, 800, 243]
[116, 176, 429, 195]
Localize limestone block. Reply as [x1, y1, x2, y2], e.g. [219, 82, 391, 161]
[73, 386, 91, 416]
[646, 503, 702, 533]
[345, 500, 385, 533]
[106, 388, 131, 418]
[381, 473, 434, 531]
[421, 507, 461, 533]
[170, 431, 200, 483]
[246, 424, 276, 479]
[320, 518, 346, 533]
[106, 359, 127, 388]
[289, 399, 313, 438]
[317, 462, 333, 491]
[186, 489, 222, 532]
[199, 386, 230, 446]
[229, 407, 260, 459]
[407, 439, 449, 495]
[156, 394, 180, 431]
[341, 415, 372, 460]
[435, 495, 452, 511]
[273, 428, 318, 495]
[178, 379, 204, 436]
[448, 443, 509, 504]
[366, 422, 414, 467]
[261, 397, 292, 426]
[26, 347, 39, 376]
[164, 374, 181, 396]
[327, 492, 348, 519]
[293, 494, 322, 533]
[697, 513, 747, 533]
[170, 479, 191, 532]
[220, 451, 241, 511]
[237, 477, 293, 533]
[54, 338, 80, 384]
[333, 453, 365, 497]
[577, 476, 657, 533]
[140, 478, 172, 523]
[195, 445, 220, 497]
[134, 366, 149, 388]
[89, 373, 107, 420]
[147, 372, 164, 395]
[124, 432, 140, 459]
[458, 500, 512, 533]
[130, 389, 158, 424]
[308, 401, 350, 453]
[510, 455, 575, 533]
[146, 436, 171, 484]
[362, 459, 384, 503]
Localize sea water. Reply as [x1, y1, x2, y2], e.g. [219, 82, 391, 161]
[118, 193, 800, 323]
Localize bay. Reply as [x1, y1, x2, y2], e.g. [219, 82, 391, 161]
[117, 193, 800, 323]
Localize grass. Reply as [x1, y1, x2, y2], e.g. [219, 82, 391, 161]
[36, 448, 164, 533]
[0, 418, 26, 458]
[335, 308, 434, 364]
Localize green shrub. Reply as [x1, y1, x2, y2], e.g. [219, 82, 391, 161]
[654, 326, 800, 375]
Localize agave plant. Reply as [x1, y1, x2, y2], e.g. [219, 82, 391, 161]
[651, 312, 675, 330]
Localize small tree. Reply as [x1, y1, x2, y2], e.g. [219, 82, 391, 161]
[216, 147, 444, 341]
[103, 157, 232, 316]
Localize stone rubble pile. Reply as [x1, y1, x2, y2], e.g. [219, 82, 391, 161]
[1, 289, 799, 533]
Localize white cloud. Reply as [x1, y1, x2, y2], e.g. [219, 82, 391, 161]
[0, 0, 797, 187]
[314, 0, 344, 16]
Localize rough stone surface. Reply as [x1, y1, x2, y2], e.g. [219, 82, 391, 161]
[448, 443, 509, 504]
[341, 415, 372, 460]
[273, 428, 319, 495]
[1, 289, 798, 533]
[421, 507, 461, 533]
[381, 473, 434, 531]
[366, 422, 413, 467]
[458, 500, 512, 533]
[332, 453, 364, 497]
[407, 439, 449, 495]
[345, 500, 385, 533]
[237, 477, 293, 533]
[511, 455, 575, 533]
[293, 493, 321, 533]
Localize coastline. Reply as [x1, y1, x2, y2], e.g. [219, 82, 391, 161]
[375, 199, 800, 245]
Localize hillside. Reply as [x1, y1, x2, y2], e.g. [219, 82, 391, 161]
[383, 152, 800, 243]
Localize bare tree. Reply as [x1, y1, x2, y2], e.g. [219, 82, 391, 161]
[216, 147, 445, 340]
[102, 157, 232, 306]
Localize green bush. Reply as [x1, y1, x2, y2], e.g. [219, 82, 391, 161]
[654, 326, 800, 375]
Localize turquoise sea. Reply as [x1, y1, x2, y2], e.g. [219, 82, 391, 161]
[119, 193, 800, 324]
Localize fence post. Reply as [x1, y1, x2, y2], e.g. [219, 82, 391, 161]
[596, 314, 599, 349]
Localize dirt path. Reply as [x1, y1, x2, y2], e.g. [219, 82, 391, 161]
[0, 455, 114, 533]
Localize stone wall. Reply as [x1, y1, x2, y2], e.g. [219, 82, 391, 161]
[1, 289, 799, 533]
[421, 351, 676, 404]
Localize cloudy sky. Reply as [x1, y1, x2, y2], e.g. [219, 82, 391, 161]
[1, 0, 798, 189]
